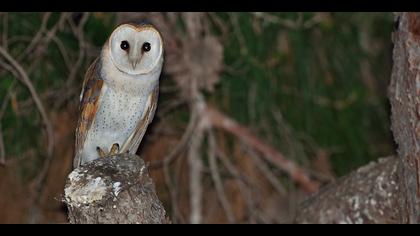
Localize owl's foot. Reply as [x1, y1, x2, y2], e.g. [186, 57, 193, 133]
[96, 143, 120, 158]
[109, 143, 120, 155]
[96, 146, 106, 158]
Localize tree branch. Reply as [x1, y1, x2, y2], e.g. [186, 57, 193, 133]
[207, 106, 320, 193]
[0, 45, 54, 158]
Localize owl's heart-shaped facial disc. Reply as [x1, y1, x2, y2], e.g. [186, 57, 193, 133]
[109, 23, 163, 75]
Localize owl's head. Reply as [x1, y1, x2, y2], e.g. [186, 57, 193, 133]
[108, 23, 163, 75]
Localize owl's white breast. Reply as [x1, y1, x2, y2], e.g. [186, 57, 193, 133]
[80, 50, 162, 165]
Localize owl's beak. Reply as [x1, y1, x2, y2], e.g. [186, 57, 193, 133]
[129, 50, 142, 69]
[131, 60, 138, 70]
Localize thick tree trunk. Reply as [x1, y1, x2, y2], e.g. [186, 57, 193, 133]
[388, 12, 420, 223]
[63, 153, 168, 224]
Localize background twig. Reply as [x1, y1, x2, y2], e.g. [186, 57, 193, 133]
[0, 46, 54, 158]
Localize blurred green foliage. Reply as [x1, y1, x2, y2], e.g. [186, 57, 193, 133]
[212, 12, 394, 175]
[0, 12, 395, 179]
[216, 13, 394, 175]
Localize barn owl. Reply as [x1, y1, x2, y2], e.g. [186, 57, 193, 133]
[73, 23, 163, 168]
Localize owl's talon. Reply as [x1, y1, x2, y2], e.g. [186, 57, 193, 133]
[109, 143, 120, 156]
[96, 146, 106, 158]
[96, 143, 120, 158]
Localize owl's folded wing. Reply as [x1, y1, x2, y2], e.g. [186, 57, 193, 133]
[73, 58, 104, 168]
[120, 85, 159, 154]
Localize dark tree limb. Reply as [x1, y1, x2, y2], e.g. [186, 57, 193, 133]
[63, 153, 168, 224]
[295, 156, 401, 224]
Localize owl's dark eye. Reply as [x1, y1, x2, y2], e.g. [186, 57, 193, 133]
[120, 40, 130, 51]
[142, 42, 151, 52]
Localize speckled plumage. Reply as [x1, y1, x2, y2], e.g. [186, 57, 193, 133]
[74, 23, 163, 168]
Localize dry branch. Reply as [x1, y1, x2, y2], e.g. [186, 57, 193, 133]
[242, 144, 287, 196]
[0, 45, 55, 222]
[216, 147, 257, 222]
[0, 45, 54, 158]
[208, 129, 236, 223]
[64, 153, 168, 224]
[16, 12, 52, 61]
[207, 106, 320, 193]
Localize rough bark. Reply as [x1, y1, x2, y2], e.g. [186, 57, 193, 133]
[295, 156, 401, 224]
[63, 153, 168, 224]
[389, 12, 420, 223]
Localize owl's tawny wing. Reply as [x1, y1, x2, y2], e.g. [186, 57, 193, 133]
[120, 85, 159, 154]
[73, 58, 104, 168]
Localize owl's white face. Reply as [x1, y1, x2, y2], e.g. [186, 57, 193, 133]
[109, 23, 163, 75]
